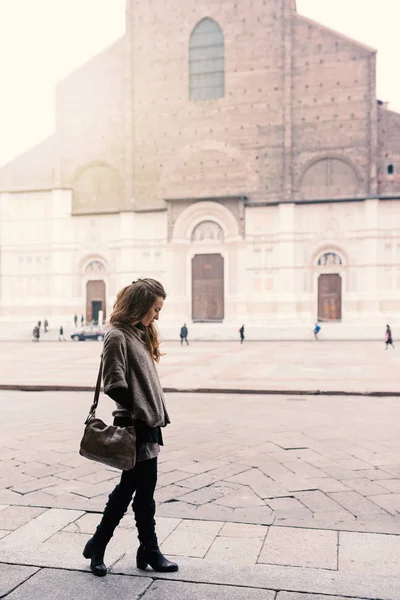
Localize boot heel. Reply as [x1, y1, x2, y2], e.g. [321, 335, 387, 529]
[136, 559, 148, 570]
[82, 541, 92, 559]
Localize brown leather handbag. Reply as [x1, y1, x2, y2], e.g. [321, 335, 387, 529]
[79, 360, 136, 471]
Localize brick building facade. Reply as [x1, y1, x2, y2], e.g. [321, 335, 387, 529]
[0, 0, 399, 338]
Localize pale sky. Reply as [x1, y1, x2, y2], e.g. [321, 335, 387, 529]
[0, 0, 399, 167]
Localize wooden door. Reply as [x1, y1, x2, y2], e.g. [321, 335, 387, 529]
[86, 280, 106, 324]
[192, 254, 224, 321]
[318, 274, 342, 321]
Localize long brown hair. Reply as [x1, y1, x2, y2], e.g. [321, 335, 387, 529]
[109, 279, 167, 362]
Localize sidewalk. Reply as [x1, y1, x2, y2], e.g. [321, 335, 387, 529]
[1, 390, 400, 599]
[0, 340, 399, 394]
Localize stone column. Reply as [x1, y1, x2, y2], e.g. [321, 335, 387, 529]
[283, 0, 294, 201]
[277, 202, 297, 317]
[364, 198, 380, 315]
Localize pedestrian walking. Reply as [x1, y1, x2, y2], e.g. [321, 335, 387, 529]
[59, 326, 65, 341]
[74, 313, 78, 327]
[81, 314, 84, 327]
[83, 278, 178, 577]
[37, 320, 42, 330]
[385, 324, 395, 349]
[313, 323, 321, 340]
[44, 319, 49, 333]
[239, 324, 245, 344]
[32, 325, 40, 342]
[180, 323, 189, 346]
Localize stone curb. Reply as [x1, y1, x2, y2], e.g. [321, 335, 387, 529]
[0, 384, 399, 397]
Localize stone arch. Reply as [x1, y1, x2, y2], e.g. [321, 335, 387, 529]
[79, 254, 109, 276]
[299, 156, 359, 200]
[172, 201, 240, 242]
[311, 244, 347, 268]
[72, 161, 124, 214]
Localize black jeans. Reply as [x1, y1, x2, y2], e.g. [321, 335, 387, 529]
[94, 419, 158, 547]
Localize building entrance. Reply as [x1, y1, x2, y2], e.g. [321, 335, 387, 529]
[86, 280, 106, 324]
[318, 274, 342, 321]
[192, 254, 224, 321]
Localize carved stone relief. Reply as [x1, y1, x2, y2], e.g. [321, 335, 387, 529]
[85, 260, 107, 278]
[191, 221, 224, 243]
[317, 252, 343, 267]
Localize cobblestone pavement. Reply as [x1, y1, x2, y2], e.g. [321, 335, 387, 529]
[0, 340, 399, 393]
[1, 390, 400, 598]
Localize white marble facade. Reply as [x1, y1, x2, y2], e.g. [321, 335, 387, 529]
[0, 188, 398, 339]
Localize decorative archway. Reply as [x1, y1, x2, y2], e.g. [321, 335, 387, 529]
[83, 259, 107, 324]
[299, 156, 359, 200]
[315, 251, 344, 322]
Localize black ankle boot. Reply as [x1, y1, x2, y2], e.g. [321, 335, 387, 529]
[136, 543, 179, 572]
[83, 537, 108, 577]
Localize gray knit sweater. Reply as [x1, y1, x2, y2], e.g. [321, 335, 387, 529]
[102, 324, 170, 428]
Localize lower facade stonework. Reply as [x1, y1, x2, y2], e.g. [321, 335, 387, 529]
[0, 192, 399, 338]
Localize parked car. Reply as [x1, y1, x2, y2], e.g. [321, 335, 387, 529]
[71, 329, 104, 342]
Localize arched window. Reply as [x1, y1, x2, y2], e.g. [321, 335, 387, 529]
[189, 18, 224, 101]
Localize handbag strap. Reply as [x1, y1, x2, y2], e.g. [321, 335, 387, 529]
[84, 356, 103, 425]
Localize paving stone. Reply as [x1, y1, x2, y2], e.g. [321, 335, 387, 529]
[63, 512, 101, 533]
[267, 497, 312, 518]
[320, 467, 365, 480]
[177, 472, 224, 490]
[140, 580, 274, 600]
[0, 507, 83, 546]
[6, 567, 152, 600]
[259, 526, 338, 569]
[378, 479, 400, 493]
[226, 468, 290, 498]
[328, 491, 389, 517]
[192, 503, 235, 522]
[366, 494, 400, 515]
[157, 470, 193, 487]
[336, 458, 373, 471]
[160, 519, 223, 557]
[269, 474, 318, 493]
[359, 468, 394, 481]
[215, 486, 265, 508]
[11, 475, 64, 494]
[283, 460, 327, 480]
[177, 486, 228, 506]
[77, 469, 120, 484]
[178, 460, 230, 475]
[0, 564, 39, 598]
[155, 484, 189, 503]
[295, 491, 350, 517]
[54, 464, 103, 481]
[157, 500, 199, 520]
[254, 458, 294, 479]
[342, 478, 389, 497]
[204, 535, 264, 565]
[219, 522, 268, 539]
[20, 464, 66, 478]
[307, 478, 350, 493]
[277, 594, 362, 600]
[340, 531, 400, 576]
[0, 505, 46, 530]
[231, 505, 274, 525]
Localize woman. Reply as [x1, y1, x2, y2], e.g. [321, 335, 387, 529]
[83, 279, 178, 576]
[385, 324, 395, 350]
